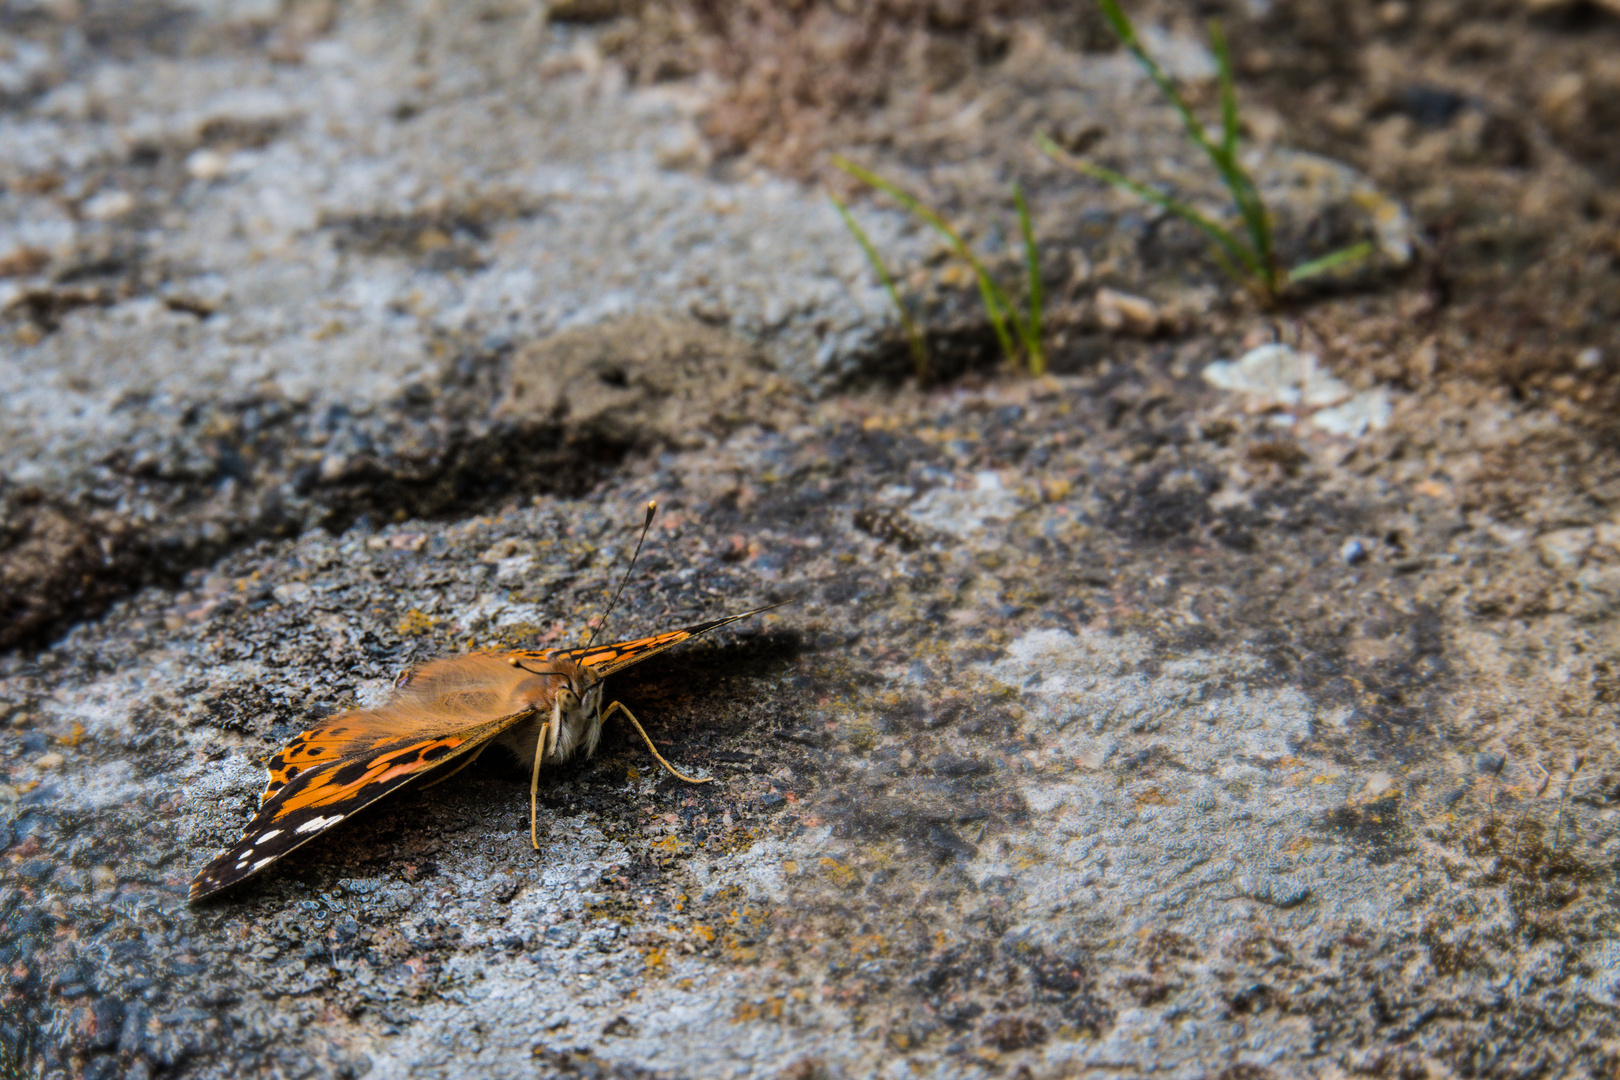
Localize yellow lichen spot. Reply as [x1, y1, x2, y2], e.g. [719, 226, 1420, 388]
[781, 860, 799, 877]
[56, 722, 87, 748]
[693, 924, 717, 944]
[626, 765, 641, 783]
[641, 947, 668, 974]
[1133, 787, 1175, 807]
[819, 857, 861, 889]
[675, 978, 695, 991]
[732, 997, 785, 1021]
[848, 933, 888, 959]
[396, 609, 436, 636]
[845, 720, 877, 752]
[1286, 835, 1313, 856]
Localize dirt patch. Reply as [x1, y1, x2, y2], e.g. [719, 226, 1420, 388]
[0, 487, 149, 654]
[498, 312, 790, 448]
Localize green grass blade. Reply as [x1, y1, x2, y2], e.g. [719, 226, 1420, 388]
[1012, 183, 1046, 376]
[1096, 0, 1223, 170]
[1285, 240, 1374, 284]
[833, 156, 1019, 363]
[1203, 18, 1275, 291]
[830, 192, 929, 378]
[1038, 136, 1261, 279]
[1211, 20, 1239, 164]
[1094, 0, 1136, 44]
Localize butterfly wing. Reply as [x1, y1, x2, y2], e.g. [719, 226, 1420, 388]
[189, 653, 563, 901]
[556, 600, 790, 679]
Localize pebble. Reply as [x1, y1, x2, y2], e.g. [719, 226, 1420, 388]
[1094, 287, 1161, 336]
[1203, 344, 1350, 409]
[185, 149, 228, 182]
[1537, 527, 1593, 573]
[81, 190, 135, 221]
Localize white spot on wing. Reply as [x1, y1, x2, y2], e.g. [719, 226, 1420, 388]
[253, 829, 284, 845]
[251, 857, 274, 871]
[295, 814, 343, 835]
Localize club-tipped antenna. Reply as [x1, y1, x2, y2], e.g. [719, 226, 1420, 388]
[583, 500, 658, 651]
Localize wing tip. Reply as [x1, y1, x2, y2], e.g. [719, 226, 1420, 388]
[681, 597, 797, 635]
[187, 865, 235, 904]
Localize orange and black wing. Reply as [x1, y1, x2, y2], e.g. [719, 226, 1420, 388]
[557, 601, 790, 678]
[189, 704, 534, 902]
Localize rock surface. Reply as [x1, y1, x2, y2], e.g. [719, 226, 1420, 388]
[4, 4, 1620, 1080]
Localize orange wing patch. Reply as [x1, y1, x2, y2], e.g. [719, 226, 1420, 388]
[189, 657, 569, 902]
[560, 602, 789, 677]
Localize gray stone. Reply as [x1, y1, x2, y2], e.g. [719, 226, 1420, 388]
[1, 5, 1614, 1080]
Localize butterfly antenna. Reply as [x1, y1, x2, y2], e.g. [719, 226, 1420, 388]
[584, 500, 658, 650]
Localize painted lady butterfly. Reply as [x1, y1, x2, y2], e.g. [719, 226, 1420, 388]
[190, 505, 783, 901]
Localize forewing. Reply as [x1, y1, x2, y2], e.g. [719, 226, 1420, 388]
[190, 655, 559, 901]
[558, 601, 788, 678]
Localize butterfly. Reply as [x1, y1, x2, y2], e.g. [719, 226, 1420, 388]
[190, 505, 786, 901]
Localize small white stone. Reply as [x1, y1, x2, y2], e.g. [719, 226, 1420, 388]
[1095, 287, 1160, 336]
[1204, 343, 1353, 409]
[186, 148, 228, 182]
[1311, 389, 1391, 436]
[1538, 527, 1594, 573]
[81, 190, 135, 221]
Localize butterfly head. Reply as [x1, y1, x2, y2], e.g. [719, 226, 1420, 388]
[554, 674, 603, 722]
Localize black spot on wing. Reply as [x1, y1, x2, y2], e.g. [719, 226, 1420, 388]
[422, 741, 455, 761]
[329, 759, 370, 786]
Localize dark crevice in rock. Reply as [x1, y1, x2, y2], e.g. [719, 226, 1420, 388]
[0, 405, 629, 655]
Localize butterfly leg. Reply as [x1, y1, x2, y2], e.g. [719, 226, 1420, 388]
[420, 740, 493, 789]
[529, 719, 552, 850]
[600, 700, 713, 785]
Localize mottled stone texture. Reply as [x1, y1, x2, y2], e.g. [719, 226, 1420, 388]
[4, 4, 1619, 1080]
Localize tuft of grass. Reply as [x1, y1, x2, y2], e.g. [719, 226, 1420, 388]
[1039, 0, 1372, 306]
[831, 156, 1047, 377]
[829, 191, 928, 379]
